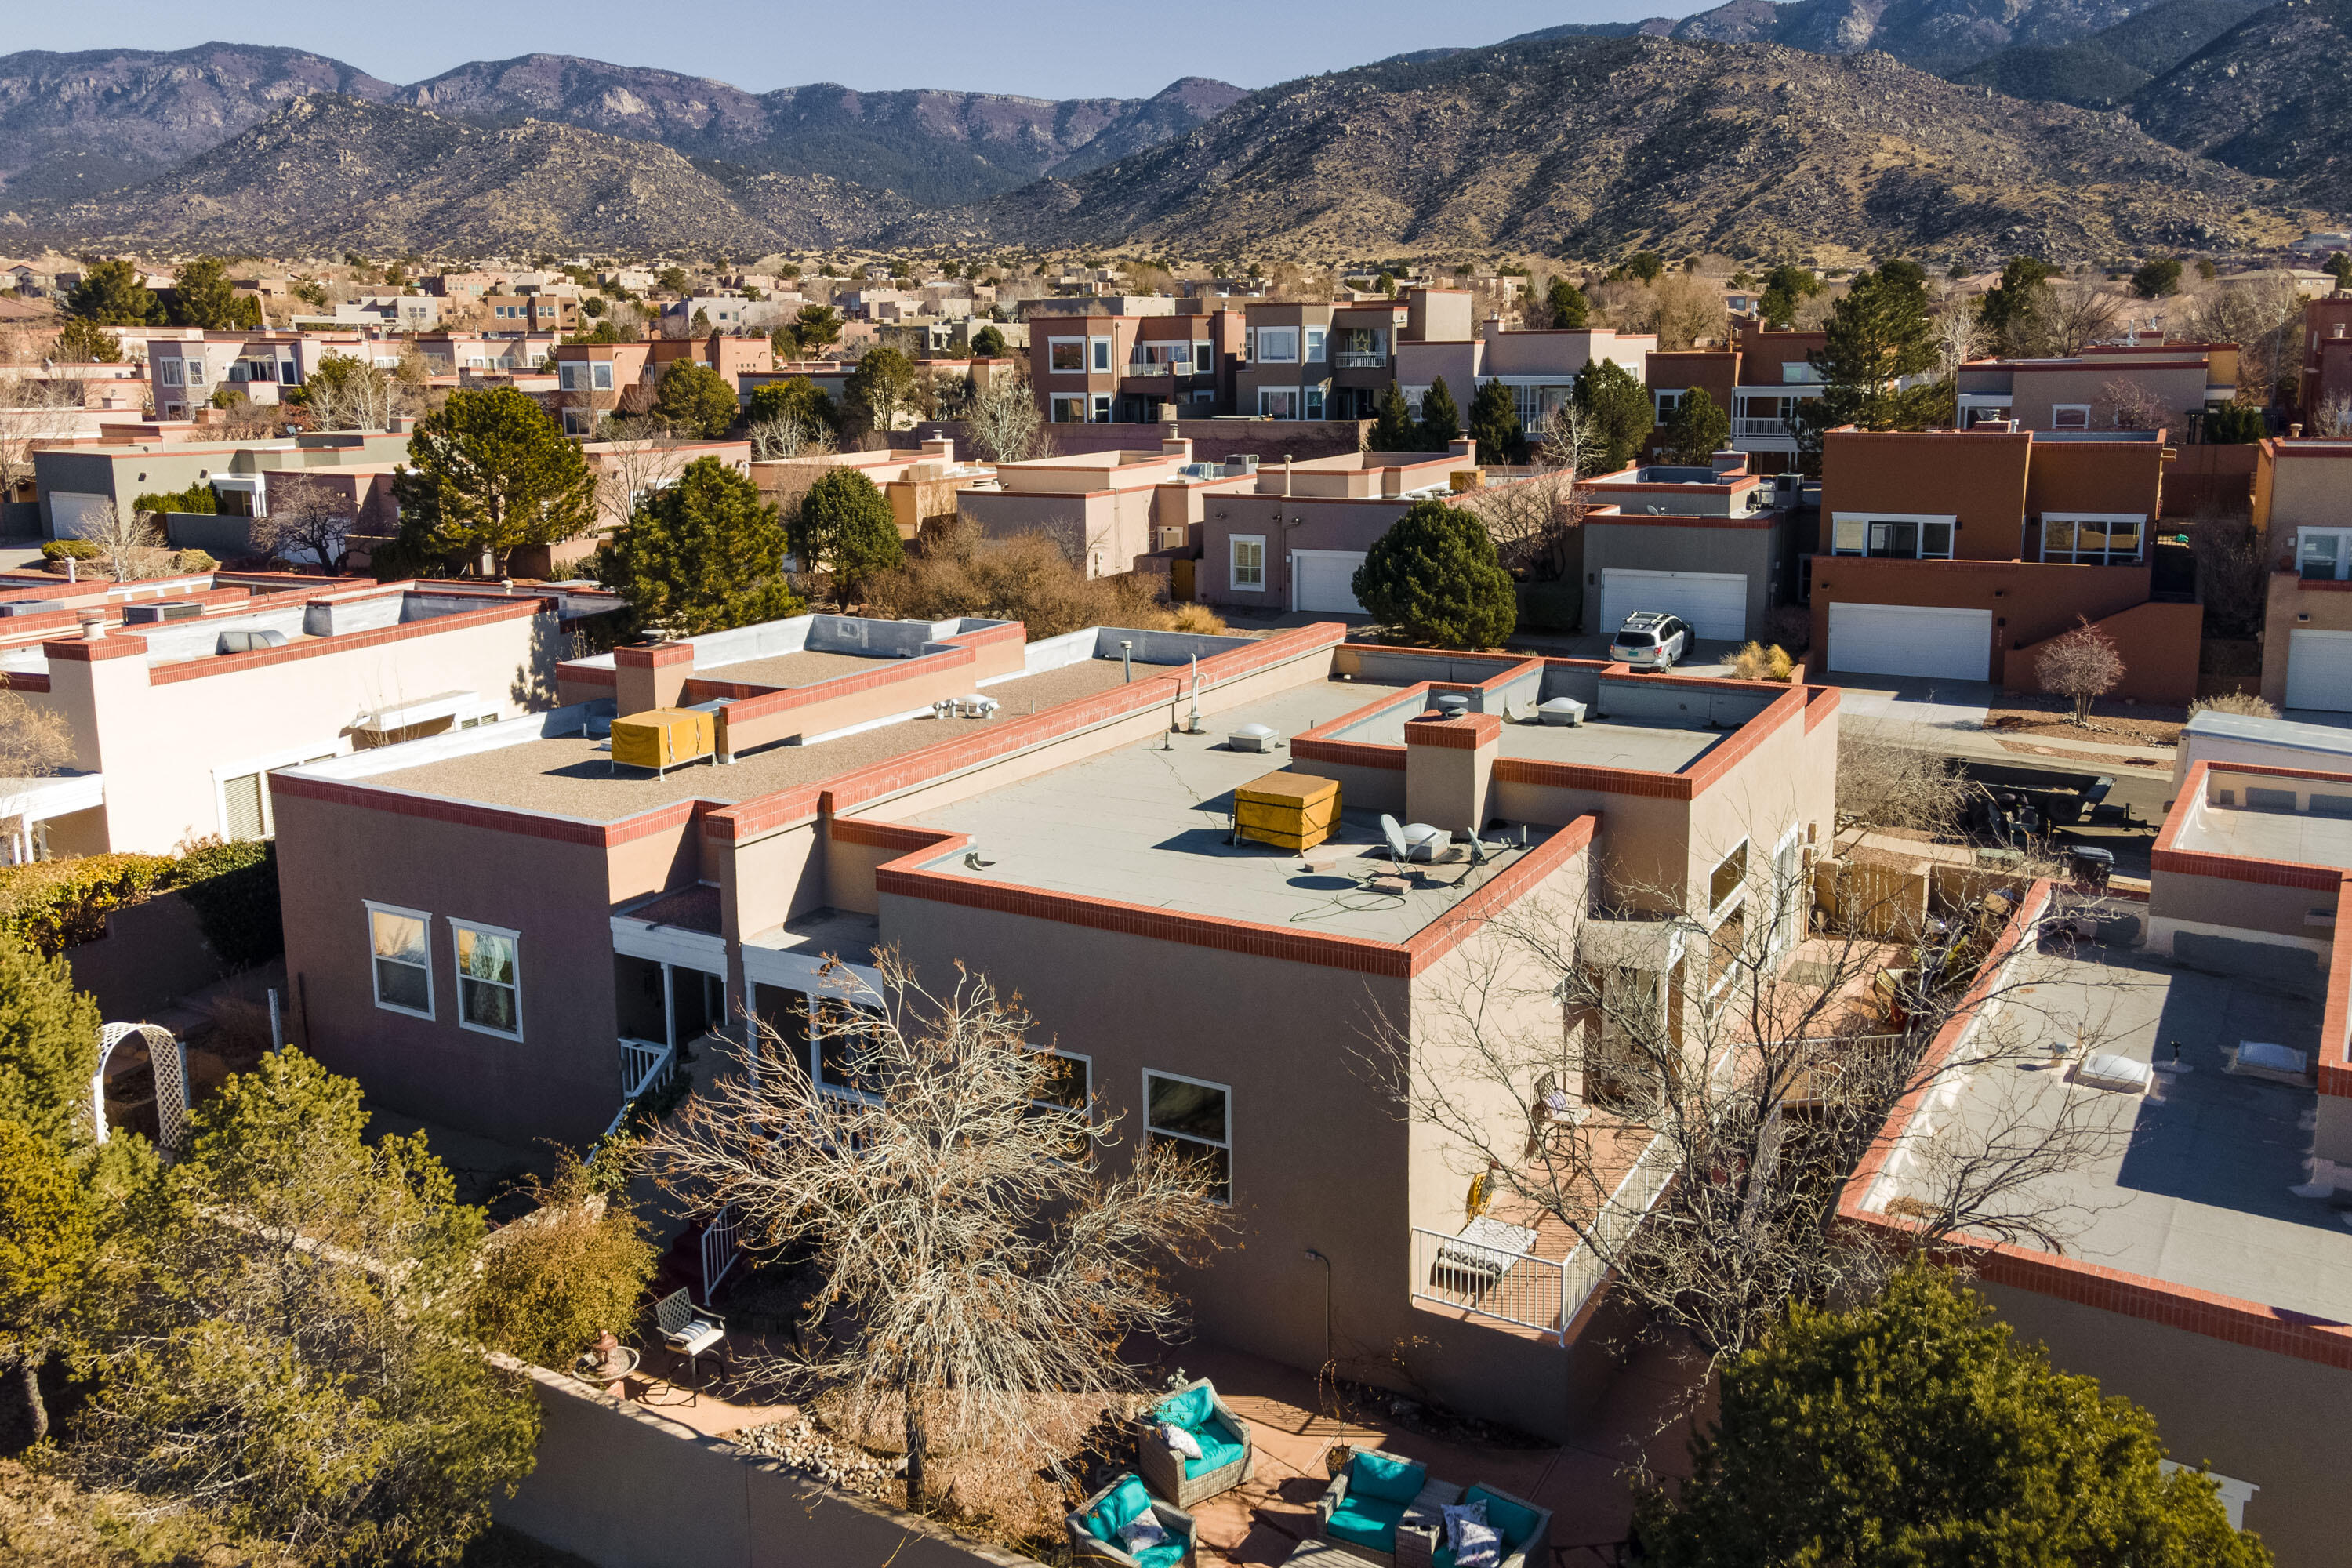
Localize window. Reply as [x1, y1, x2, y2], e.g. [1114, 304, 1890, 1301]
[2300, 528, 2352, 581]
[1830, 514, 1955, 559]
[368, 903, 433, 1018]
[1255, 328, 1300, 363]
[591, 361, 615, 392]
[1709, 840, 1749, 912]
[1192, 339, 1214, 373]
[1130, 341, 1192, 369]
[562, 408, 593, 436]
[1047, 338, 1087, 371]
[1654, 388, 1686, 420]
[1258, 388, 1300, 419]
[1230, 534, 1265, 590]
[1050, 394, 1089, 423]
[1091, 394, 1112, 422]
[1145, 1070, 1230, 1202]
[1305, 327, 1326, 363]
[158, 359, 184, 387]
[2051, 404, 2090, 430]
[451, 920, 521, 1038]
[1091, 337, 1112, 372]
[186, 361, 205, 385]
[221, 772, 266, 840]
[1305, 385, 1325, 419]
[2042, 514, 2146, 565]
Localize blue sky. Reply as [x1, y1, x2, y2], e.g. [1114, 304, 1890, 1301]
[15, 2, 1708, 99]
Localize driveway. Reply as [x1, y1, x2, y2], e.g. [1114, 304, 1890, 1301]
[1821, 674, 1996, 733]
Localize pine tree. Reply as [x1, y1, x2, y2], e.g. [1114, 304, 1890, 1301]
[64, 260, 162, 326]
[1467, 378, 1526, 464]
[1757, 264, 1819, 329]
[1639, 1269, 2273, 1568]
[1353, 498, 1517, 648]
[1980, 256, 2060, 357]
[593, 456, 802, 637]
[794, 468, 906, 601]
[1808, 263, 1943, 435]
[1660, 388, 1731, 465]
[1417, 376, 1462, 452]
[970, 325, 1007, 358]
[1367, 382, 1420, 451]
[53, 318, 122, 363]
[0, 941, 101, 1143]
[1546, 278, 1589, 329]
[388, 388, 599, 575]
[649, 360, 741, 440]
[1571, 359, 1653, 474]
[167, 257, 259, 331]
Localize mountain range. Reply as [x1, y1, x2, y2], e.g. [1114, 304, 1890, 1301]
[0, 6, 2343, 261]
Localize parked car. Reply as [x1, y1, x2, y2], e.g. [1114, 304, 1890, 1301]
[1609, 612, 1690, 670]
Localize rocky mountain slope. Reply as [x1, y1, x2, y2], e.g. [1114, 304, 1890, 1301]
[1507, 0, 2187, 73]
[1951, 0, 2270, 106]
[956, 35, 2313, 261]
[13, 96, 900, 255]
[2129, 0, 2352, 212]
[0, 43, 396, 201]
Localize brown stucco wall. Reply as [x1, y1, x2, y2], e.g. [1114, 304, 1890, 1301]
[1820, 431, 2031, 560]
[2024, 440, 2168, 519]
[1976, 1281, 2352, 1568]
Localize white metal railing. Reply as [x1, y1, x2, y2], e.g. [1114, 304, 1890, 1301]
[619, 1036, 673, 1099]
[1410, 1225, 1568, 1341]
[1733, 419, 1798, 440]
[699, 1204, 742, 1304]
[1333, 350, 1386, 369]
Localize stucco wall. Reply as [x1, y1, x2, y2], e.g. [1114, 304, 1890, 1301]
[1580, 521, 1781, 634]
[1820, 431, 2029, 560]
[2261, 572, 2352, 710]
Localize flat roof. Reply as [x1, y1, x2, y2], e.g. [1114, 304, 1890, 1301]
[695, 648, 905, 688]
[2172, 799, 2352, 871]
[1871, 938, 2352, 1324]
[891, 677, 1556, 944]
[1317, 680, 1729, 774]
[358, 659, 1138, 823]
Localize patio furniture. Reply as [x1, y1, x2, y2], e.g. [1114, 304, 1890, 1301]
[1428, 1218, 1538, 1299]
[1396, 1483, 1553, 1568]
[1137, 1377, 1254, 1508]
[1316, 1449, 1432, 1566]
[1525, 1071, 1584, 1158]
[653, 1287, 729, 1406]
[1283, 1542, 1372, 1566]
[1068, 1472, 1198, 1567]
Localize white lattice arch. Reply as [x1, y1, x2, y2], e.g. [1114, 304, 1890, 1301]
[92, 1022, 189, 1156]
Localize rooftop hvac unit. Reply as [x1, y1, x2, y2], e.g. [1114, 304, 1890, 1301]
[609, 706, 717, 778]
[216, 628, 289, 655]
[122, 601, 204, 624]
[1223, 454, 1261, 477]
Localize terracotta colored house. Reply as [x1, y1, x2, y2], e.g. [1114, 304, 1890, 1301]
[2255, 437, 2352, 713]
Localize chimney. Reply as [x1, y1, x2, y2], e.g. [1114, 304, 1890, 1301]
[1711, 448, 1746, 475]
[2291, 423, 2305, 438]
[387, 415, 411, 434]
[922, 435, 956, 466]
[614, 641, 693, 717]
[1382, 464, 1404, 498]
[1161, 436, 1194, 462]
[1404, 706, 1501, 835]
[1448, 436, 1476, 461]
[76, 611, 104, 641]
[1482, 314, 1503, 342]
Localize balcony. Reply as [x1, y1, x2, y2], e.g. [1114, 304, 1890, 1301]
[1333, 350, 1387, 370]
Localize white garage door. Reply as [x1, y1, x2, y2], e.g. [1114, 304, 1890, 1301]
[1294, 550, 1367, 615]
[1599, 569, 1747, 642]
[47, 492, 116, 540]
[2285, 630, 2352, 712]
[1828, 603, 1993, 681]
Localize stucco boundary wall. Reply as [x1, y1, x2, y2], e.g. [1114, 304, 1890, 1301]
[492, 1358, 1044, 1568]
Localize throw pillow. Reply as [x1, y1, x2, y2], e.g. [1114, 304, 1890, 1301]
[1349, 1447, 1427, 1504]
[1118, 1514, 1170, 1553]
[1161, 1421, 1203, 1461]
[1443, 1499, 1491, 1550]
[1452, 1519, 1504, 1568]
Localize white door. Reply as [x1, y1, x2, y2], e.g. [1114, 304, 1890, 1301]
[1827, 603, 1993, 681]
[1599, 569, 1748, 641]
[2285, 630, 2352, 712]
[1294, 550, 1367, 615]
[47, 492, 116, 540]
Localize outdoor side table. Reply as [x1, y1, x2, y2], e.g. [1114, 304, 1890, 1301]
[1394, 1478, 1465, 1568]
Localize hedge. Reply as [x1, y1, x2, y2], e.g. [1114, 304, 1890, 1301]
[0, 840, 282, 970]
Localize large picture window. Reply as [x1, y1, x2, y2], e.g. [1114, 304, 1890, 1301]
[1145, 1070, 1230, 1203]
[1830, 514, 1955, 560]
[367, 902, 433, 1018]
[2303, 528, 2352, 581]
[1048, 339, 1085, 372]
[451, 920, 521, 1039]
[1255, 328, 1299, 364]
[2042, 514, 2144, 566]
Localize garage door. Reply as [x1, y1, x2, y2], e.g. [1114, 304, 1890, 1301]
[2285, 630, 2352, 712]
[1599, 569, 1747, 642]
[46, 492, 116, 541]
[1294, 550, 1367, 615]
[1828, 603, 1993, 681]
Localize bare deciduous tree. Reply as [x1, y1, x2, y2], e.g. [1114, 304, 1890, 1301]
[0, 682, 77, 862]
[2185, 511, 2269, 638]
[644, 953, 1228, 1513]
[1370, 856, 2135, 1374]
[1651, 274, 1730, 351]
[1462, 403, 1592, 581]
[251, 477, 354, 572]
[964, 370, 1048, 464]
[590, 420, 691, 532]
[1932, 297, 1986, 385]
[300, 353, 401, 432]
[2311, 391, 2352, 438]
[2180, 274, 2302, 404]
[85, 500, 169, 583]
[746, 413, 837, 461]
[1836, 723, 1969, 837]
[0, 390, 78, 505]
[2035, 616, 2125, 725]
[2018, 280, 2122, 357]
[2097, 377, 2173, 432]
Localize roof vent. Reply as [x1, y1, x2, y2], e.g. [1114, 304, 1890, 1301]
[216, 628, 289, 655]
[1228, 722, 1278, 753]
[122, 601, 204, 624]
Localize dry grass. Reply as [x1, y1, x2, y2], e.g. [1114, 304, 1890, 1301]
[861, 521, 1183, 640]
[0, 1458, 303, 1566]
[2187, 691, 2277, 720]
[1982, 696, 2187, 746]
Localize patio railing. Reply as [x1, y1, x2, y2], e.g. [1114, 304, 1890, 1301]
[1732, 418, 1798, 441]
[700, 1204, 743, 1305]
[603, 1036, 677, 1138]
[1410, 1225, 1568, 1341]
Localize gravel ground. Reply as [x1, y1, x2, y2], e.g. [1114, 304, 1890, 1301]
[1982, 696, 2187, 746]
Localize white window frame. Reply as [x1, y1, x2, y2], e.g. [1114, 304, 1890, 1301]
[365, 900, 435, 1021]
[2041, 512, 2147, 566]
[2158, 1461, 2257, 1531]
[590, 361, 614, 392]
[1090, 336, 1112, 372]
[186, 360, 205, 385]
[1091, 394, 1111, 422]
[448, 916, 524, 1040]
[1050, 393, 1089, 423]
[1230, 533, 1265, 591]
[562, 407, 593, 436]
[2301, 526, 2352, 582]
[1192, 339, 1214, 373]
[1254, 327, 1300, 364]
[212, 742, 343, 840]
[2050, 403, 2091, 430]
[1258, 387, 1300, 420]
[1830, 512, 1957, 560]
[1143, 1068, 1231, 1204]
[1654, 387, 1686, 420]
[158, 358, 185, 387]
[1305, 327, 1327, 363]
[1305, 385, 1326, 419]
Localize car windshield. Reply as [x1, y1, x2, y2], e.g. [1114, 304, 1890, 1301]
[1615, 631, 1654, 647]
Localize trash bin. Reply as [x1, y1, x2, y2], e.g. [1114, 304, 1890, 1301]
[2066, 844, 2114, 891]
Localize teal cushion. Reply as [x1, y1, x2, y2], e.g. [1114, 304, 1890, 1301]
[1154, 1385, 1214, 1429]
[1327, 1494, 1406, 1552]
[1085, 1474, 1153, 1541]
[1465, 1487, 1540, 1551]
[1134, 1539, 1189, 1568]
[1185, 1426, 1246, 1479]
[1350, 1448, 1428, 1505]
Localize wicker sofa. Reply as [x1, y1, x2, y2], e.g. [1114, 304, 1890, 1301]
[1317, 1454, 1552, 1568]
[1067, 1472, 1198, 1568]
[1137, 1377, 1254, 1508]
